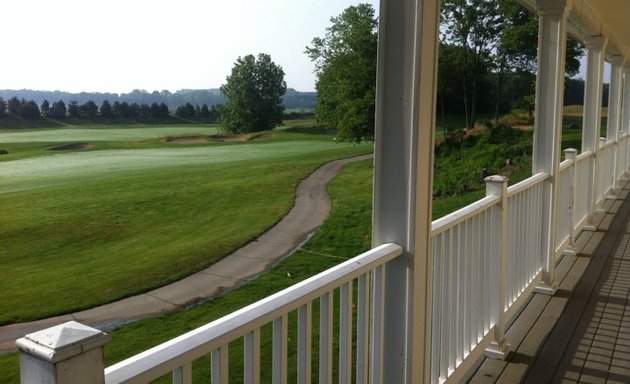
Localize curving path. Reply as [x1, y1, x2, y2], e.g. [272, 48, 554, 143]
[0, 154, 373, 353]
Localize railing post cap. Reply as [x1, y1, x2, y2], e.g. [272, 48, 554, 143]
[16, 321, 109, 363]
[484, 175, 508, 184]
[564, 148, 578, 159]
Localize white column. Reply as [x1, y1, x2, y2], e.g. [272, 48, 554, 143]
[372, 0, 440, 382]
[607, 56, 624, 142]
[623, 65, 630, 134]
[17, 321, 109, 384]
[607, 56, 624, 190]
[582, 36, 606, 224]
[532, 0, 569, 295]
[621, 65, 630, 175]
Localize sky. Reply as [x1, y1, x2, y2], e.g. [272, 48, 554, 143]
[3, 0, 378, 94]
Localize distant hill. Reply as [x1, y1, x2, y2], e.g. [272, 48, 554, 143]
[0, 88, 317, 110]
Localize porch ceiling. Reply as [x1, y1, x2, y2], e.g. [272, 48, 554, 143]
[587, 0, 630, 58]
[517, 0, 630, 61]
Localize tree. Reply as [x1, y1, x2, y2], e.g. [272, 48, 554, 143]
[50, 100, 66, 119]
[441, 0, 503, 129]
[80, 100, 99, 118]
[497, 0, 583, 76]
[175, 102, 196, 118]
[20, 100, 40, 119]
[306, 3, 377, 142]
[0, 97, 6, 117]
[200, 104, 210, 118]
[220, 53, 287, 133]
[494, 0, 583, 118]
[100, 100, 114, 118]
[40, 100, 50, 117]
[113, 101, 131, 118]
[7, 97, 21, 116]
[68, 101, 80, 118]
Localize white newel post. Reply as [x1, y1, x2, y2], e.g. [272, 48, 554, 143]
[582, 36, 606, 225]
[16, 321, 110, 384]
[599, 137, 609, 201]
[533, 0, 569, 295]
[484, 176, 511, 359]
[372, 0, 440, 382]
[565, 148, 578, 252]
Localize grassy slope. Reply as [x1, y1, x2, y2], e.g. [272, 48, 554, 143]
[0, 158, 375, 383]
[0, 126, 370, 324]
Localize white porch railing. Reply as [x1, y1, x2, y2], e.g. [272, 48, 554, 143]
[103, 243, 402, 384]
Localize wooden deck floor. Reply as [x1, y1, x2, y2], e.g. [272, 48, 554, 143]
[468, 182, 630, 384]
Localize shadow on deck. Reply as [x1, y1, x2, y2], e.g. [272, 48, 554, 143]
[469, 182, 630, 384]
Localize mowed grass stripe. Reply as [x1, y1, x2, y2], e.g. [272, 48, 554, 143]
[0, 126, 220, 143]
[0, 141, 358, 193]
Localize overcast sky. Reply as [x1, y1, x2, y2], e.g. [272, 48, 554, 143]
[3, 0, 378, 94]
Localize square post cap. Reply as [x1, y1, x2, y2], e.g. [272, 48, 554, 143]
[16, 321, 110, 363]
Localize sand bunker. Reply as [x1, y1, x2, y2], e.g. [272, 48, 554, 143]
[208, 133, 274, 142]
[166, 135, 209, 144]
[48, 143, 93, 151]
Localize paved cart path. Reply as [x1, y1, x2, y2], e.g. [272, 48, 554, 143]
[0, 154, 373, 353]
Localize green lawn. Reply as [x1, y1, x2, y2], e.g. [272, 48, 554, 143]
[0, 125, 221, 143]
[0, 157, 375, 384]
[0, 126, 370, 325]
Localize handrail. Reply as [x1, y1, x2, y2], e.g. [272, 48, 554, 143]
[559, 158, 572, 171]
[576, 150, 593, 162]
[104, 243, 403, 383]
[506, 172, 549, 197]
[431, 195, 500, 236]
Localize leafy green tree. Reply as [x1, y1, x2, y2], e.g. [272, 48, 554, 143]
[497, 0, 583, 76]
[220, 53, 287, 133]
[100, 100, 114, 118]
[495, 0, 583, 116]
[306, 3, 377, 142]
[441, 0, 503, 129]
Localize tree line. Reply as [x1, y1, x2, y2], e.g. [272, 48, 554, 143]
[0, 88, 316, 112]
[0, 97, 222, 122]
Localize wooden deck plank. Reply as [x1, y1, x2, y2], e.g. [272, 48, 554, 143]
[467, 182, 630, 384]
[522, 190, 630, 383]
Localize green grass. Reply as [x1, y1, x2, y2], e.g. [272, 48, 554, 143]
[0, 125, 221, 143]
[0, 126, 370, 324]
[0, 140, 361, 193]
[0, 158, 375, 383]
[0, 125, 223, 162]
